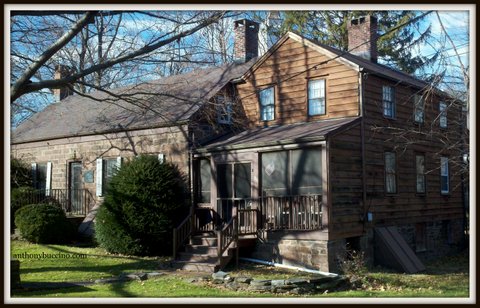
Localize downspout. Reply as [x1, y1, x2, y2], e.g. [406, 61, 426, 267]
[359, 69, 368, 232]
[239, 257, 339, 277]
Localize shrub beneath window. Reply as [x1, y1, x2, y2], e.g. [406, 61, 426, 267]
[14, 203, 75, 244]
[95, 155, 188, 256]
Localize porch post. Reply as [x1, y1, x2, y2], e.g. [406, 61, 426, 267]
[321, 143, 329, 229]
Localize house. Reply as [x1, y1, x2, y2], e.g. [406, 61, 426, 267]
[10, 21, 257, 232]
[185, 16, 467, 272]
[11, 17, 467, 273]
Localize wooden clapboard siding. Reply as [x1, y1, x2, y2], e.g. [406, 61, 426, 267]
[362, 74, 465, 227]
[328, 123, 364, 239]
[236, 37, 360, 127]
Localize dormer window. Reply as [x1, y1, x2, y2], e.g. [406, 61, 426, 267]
[216, 95, 232, 124]
[259, 86, 275, 121]
[308, 79, 326, 116]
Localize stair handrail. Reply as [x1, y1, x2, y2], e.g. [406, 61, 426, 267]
[173, 209, 194, 260]
[217, 215, 238, 262]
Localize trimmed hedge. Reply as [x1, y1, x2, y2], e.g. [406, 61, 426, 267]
[95, 155, 188, 256]
[15, 203, 75, 244]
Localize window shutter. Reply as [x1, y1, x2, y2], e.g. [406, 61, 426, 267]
[31, 163, 37, 188]
[116, 156, 122, 168]
[45, 162, 52, 196]
[96, 158, 103, 197]
[158, 154, 165, 163]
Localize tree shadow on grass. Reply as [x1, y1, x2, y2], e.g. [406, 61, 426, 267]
[12, 284, 94, 297]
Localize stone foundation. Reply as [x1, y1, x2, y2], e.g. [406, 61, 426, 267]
[396, 218, 465, 262]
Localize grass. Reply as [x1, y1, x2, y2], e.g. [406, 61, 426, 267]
[10, 240, 470, 298]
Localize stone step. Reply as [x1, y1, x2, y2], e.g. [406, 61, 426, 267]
[184, 245, 218, 255]
[190, 236, 218, 246]
[177, 252, 217, 263]
[173, 261, 218, 273]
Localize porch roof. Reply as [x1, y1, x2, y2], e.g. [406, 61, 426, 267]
[197, 117, 361, 152]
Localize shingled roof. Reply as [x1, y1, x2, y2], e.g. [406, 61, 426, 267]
[12, 59, 255, 144]
[198, 117, 361, 152]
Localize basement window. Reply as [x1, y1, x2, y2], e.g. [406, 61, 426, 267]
[259, 86, 275, 121]
[415, 223, 427, 252]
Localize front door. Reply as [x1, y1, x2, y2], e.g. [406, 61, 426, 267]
[69, 162, 83, 214]
[216, 162, 251, 224]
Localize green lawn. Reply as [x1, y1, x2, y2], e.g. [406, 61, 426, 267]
[10, 240, 470, 298]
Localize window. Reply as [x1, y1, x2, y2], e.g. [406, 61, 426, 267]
[96, 157, 121, 197]
[198, 159, 211, 203]
[261, 147, 322, 196]
[308, 79, 326, 116]
[415, 154, 426, 194]
[414, 94, 424, 123]
[33, 163, 47, 190]
[415, 223, 427, 252]
[259, 87, 275, 121]
[31, 162, 52, 193]
[383, 86, 395, 118]
[384, 152, 397, 194]
[440, 156, 449, 194]
[439, 102, 447, 128]
[216, 95, 232, 124]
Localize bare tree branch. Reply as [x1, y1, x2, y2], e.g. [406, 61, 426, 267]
[11, 11, 227, 102]
[10, 11, 98, 101]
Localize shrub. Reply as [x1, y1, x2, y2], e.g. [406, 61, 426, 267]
[11, 187, 41, 233]
[337, 250, 370, 289]
[15, 203, 75, 244]
[95, 155, 188, 256]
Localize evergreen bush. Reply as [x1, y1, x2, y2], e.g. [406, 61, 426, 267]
[15, 203, 75, 244]
[95, 155, 188, 256]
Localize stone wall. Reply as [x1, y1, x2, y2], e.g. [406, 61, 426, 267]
[396, 218, 465, 262]
[249, 231, 348, 273]
[11, 125, 191, 205]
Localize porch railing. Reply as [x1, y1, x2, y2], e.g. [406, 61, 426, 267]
[260, 195, 322, 230]
[12, 188, 94, 216]
[217, 195, 322, 231]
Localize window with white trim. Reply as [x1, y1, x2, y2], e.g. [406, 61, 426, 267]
[439, 102, 447, 128]
[415, 154, 426, 194]
[385, 152, 397, 194]
[96, 157, 122, 197]
[414, 94, 424, 123]
[440, 156, 449, 194]
[383, 86, 395, 118]
[31, 162, 52, 194]
[259, 86, 275, 121]
[308, 79, 326, 116]
[216, 94, 232, 124]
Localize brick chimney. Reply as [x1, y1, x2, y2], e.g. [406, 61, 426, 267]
[53, 64, 73, 101]
[234, 19, 259, 63]
[347, 15, 378, 63]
